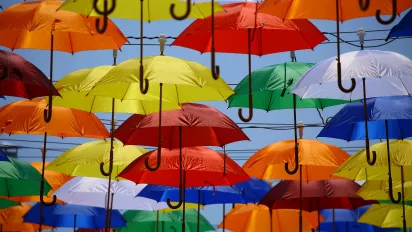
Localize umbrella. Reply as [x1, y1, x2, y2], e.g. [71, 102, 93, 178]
[0, 204, 54, 232]
[117, 209, 214, 232]
[0, 49, 60, 99]
[0, 98, 109, 206]
[318, 96, 412, 205]
[118, 146, 251, 230]
[76, 229, 116, 232]
[0, 199, 18, 210]
[228, 61, 349, 174]
[319, 205, 395, 232]
[24, 203, 126, 230]
[357, 180, 412, 202]
[387, 9, 412, 39]
[259, 179, 377, 231]
[291, 50, 412, 166]
[172, 2, 327, 122]
[0, 0, 127, 123]
[5, 162, 70, 204]
[334, 140, 412, 231]
[218, 204, 322, 232]
[257, 0, 412, 95]
[358, 204, 412, 230]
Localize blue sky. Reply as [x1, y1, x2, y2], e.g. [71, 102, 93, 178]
[1, 0, 411, 231]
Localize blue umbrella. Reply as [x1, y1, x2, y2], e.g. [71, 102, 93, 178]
[318, 96, 411, 205]
[24, 203, 126, 230]
[0, 149, 11, 162]
[387, 9, 412, 39]
[138, 177, 270, 232]
[319, 205, 396, 232]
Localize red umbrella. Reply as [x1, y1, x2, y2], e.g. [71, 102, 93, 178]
[259, 179, 377, 231]
[172, 2, 326, 122]
[0, 50, 60, 99]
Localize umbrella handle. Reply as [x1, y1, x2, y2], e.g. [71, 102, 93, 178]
[238, 28, 253, 122]
[211, 59, 220, 80]
[139, 59, 149, 94]
[285, 144, 299, 175]
[100, 150, 113, 176]
[376, 0, 397, 25]
[168, 144, 184, 209]
[388, 175, 402, 203]
[144, 150, 161, 171]
[337, 62, 356, 93]
[40, 180, 57, 206]
[169, 0, 191, 20]
[210, 0, 219, 80]
[93, 0, 116, 34]
[358, 0, 370, 11]
[366, 150, 377, 165]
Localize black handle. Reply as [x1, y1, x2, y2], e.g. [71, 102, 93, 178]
[238, 28, 253, 122]
[170, 0, 191, 20]
[93, 0, 116, 34]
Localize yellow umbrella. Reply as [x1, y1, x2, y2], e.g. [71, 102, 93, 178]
[358, 204, 412, 229]
[357, 180, 412, 202]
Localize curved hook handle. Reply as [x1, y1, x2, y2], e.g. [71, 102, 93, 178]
[367, 150, 377, 165]
[169, 0, 191, 20]
[238, 107, 253, 122]
[358, 0, 370, 11]
[337, 61, 356, 93]
[388, 175, 402, 203]
[212, 65, 220, 80]
[167, 168, 184, 209]
[139, 62, 149, 94]
[144, 150, 161, 171]
[100, 150, 113, 176]
[376, 0, 397, 25]
[40, 180, 57, 206]
[93, 0, 116, 34]
[285, 145, 299, 175]
[43, 96, 52, 123]
[238, 28, 253, 122]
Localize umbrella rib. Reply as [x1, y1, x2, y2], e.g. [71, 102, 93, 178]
[139, 100, 147, 115]
[397, 76, 411, 97]
[68, 32, 74, 54]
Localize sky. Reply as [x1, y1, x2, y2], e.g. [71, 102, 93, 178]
[0, 0, 412, 231]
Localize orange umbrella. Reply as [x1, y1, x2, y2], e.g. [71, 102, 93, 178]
[0, 203, 54, 232]
[218, 204, 322, 232]
[3, 162, 71, 204]
[0, 0, 127, 123]
[76, 229, 116, 232]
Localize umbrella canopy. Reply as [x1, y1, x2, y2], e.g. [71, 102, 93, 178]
[0, 98, 109, 139]
[318, 96, 412, 141]
[0, 50, 60, 99]
[242, 139, 350, 181]
[0, 198, 18, 210]
[76, 229, 116, 232]
[358, 204, 412, 229]
[46, 141, 148, 179]
[0, 0, 127, 52]
[58, 0, 224, 20]
[118, 146, 251, 187]
[52, 66, 181, 114]
[24, 203, 126, 230]
[319, 206, 395, 232]
[114, 103, 249, 148]
[290, 50, 412, 101]
[172, 2, 326, 55]
[228, 62, 349, 111]
[257, 0, 412, 21]
[137, 177, 270, 205]
[54, 177, 170, 210]
[86, 55, 234, 102]
[0, 152, 52, 197]
[0, 203, 54, 231]
[117, 209, 214, 232]
[387, 9, 412, 39]
[260, 179, 376, 211]
[5, 162, 70, 203]
[333, 140, 412, 181]
[218, 204, 322, 232]
[357, 180, 412, 201]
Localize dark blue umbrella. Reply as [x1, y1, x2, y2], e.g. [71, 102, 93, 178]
[319, 205, 396, 232]
[387, 9, 412, 39]
[23, 203, 126, 230]
[318, 96, 412, 205]
[0, 149, 11, 162]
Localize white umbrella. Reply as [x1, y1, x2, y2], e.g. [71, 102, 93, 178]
[290, 50, 412, 166]
[54, 177, 169, 211]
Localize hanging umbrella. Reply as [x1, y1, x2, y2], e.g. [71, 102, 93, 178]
[318, 96, 412, 205]
[4, 162, 70, 204]
[291, 50, 412, 166]
[358, 204, 412, 230]
[24, 203, 126, 230]
[357, 180, 412, 202]
[218, 204, 321, 232]
[0, 204, 54, 232]
[76, 229, 116, 232]
[0, 199, 18, 210]
[172, 2, 327, 122]
[0, 49, 60, 99]
[259, 179, 377, 231]
[117, 209, 214, 232]
[118, 146, 251, 230]
[228, 61, 350, 174]
[0, 0, 127, 123]
[334, 140, 412, 232]
[319, 205, 395, 232]
[387, 9, 412, 39]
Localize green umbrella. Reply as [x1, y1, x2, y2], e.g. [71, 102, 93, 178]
[117, 209, 214, 232]
[0, 198, 19, 209]
[0, 156, 52, 197]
